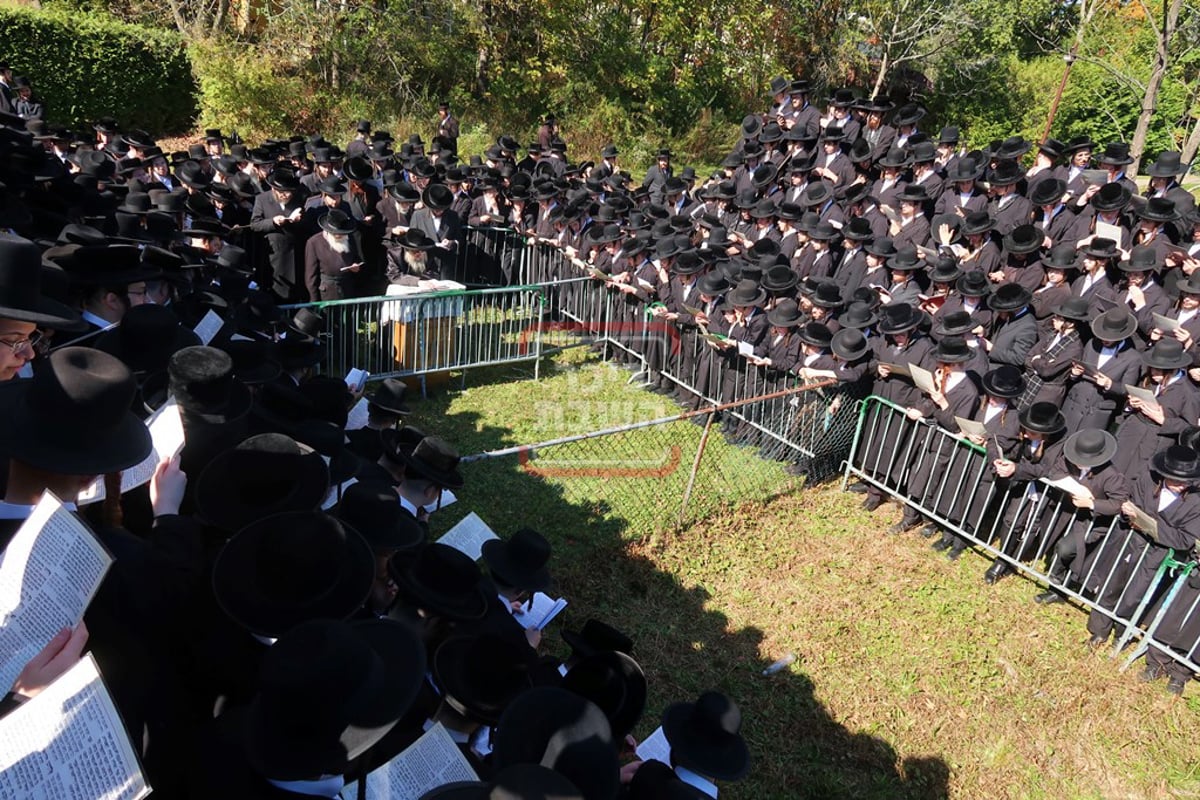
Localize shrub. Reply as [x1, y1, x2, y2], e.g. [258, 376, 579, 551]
[0, 5, 196, 134]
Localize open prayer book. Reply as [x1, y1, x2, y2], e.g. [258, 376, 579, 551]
[78, 398, 186, 506]
[908, 364, 937, 395]
[0, 655, 150, 800]
[635, 725, 672, 764]
[1124, 384, 1161, 406]
[1040, 475, 1093, 499]
[1070, 360, 1106, 381]
[1094, 220, 1123, 246]
[343, 722, 478, 800]
[437, 512, 499, 562]
[954, 416, 989, 438]
[1128, 504, 1159, 538]
[0, 492, 112, 699]
[345, 397, 371, 431]
[512, 592, 568, 630]
[345, 368, 370, 393]
[192, 308, 225, 345]
[1151, 313, 1181, 333]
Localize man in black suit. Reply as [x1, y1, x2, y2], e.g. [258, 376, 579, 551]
[250, 169, 308, 301]
[643, 148, 673, 205]
[410, 183, 463, 278]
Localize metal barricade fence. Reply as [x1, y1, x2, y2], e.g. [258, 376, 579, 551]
[843, 393, 1200, 676]
[459, 382, 834, 533]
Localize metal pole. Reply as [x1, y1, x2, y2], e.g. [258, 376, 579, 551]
[679, 412, 716, 527]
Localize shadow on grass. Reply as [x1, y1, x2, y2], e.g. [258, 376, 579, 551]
[401, 367, 950, 800]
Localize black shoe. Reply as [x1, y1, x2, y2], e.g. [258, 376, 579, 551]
[887, 516, 921, 535]
[918, 524, 939, 539]
[946, 544, 966, 561]
[1086, 634, 1108, 650]
[847, 482, 870, 494]
[1034, 590, 1065, 605]
[983, 559, 1009, 585]
[931, 537, 952, 552]
[1166, 676, 1187, 696]
[862, 495, 884, 512]
[1139, 663, 1166, 683]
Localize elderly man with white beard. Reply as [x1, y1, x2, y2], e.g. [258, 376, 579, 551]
[304, 209, 362, 301]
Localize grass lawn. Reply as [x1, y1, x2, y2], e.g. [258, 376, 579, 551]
[404, 350, 1200, 800]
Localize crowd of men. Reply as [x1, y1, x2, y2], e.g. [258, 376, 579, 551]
[0, 63, 1199, 798]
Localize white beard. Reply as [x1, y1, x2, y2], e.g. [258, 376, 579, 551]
[324, 230, 351, 254]
[404, 250, 428, 275]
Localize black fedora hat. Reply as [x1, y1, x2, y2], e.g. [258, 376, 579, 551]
[1091, 182, 1131, 211]
[982, 365, 1025, 399]
[1151, 445, 1200, 482]
[960, 211, 994, 237]
[216, 339, 282, 386]
[765, 298, 801, 330]
[865, 237, 898, 259]
[1143, 338, 1193, 371]
[995, 136, 1032, 161]
[877, 146, 912, 169]
[889, 246, 921, 271]
[928, 256, 962, 285]
[562, 650, 647, 739]
[195, 433, 330, 532]
[933, 335, 972, 363]
[956, 271, 992, 298]
[1119, 245, 1158, 273]
[1064, 429, 1118, 469]
[399, 435, 464, 489]
[562, 618, 634, 660]
[318, 208, 356, 236]
[94, 303, 201, 374]
[878, 302, 923, 335]
[892, 102, 925, 127]
[212, 510, 374, 637]
[626, 759, 709, 800]
[1062, 135, 1096, 154]
[1137, 197, 1179, 223]
[1003, 224, 1042, 256]
[335, 481, 425, 552]
[168, 345, 253, 425]
[482, 527, 552, 592]
[1095, 142, 1133, 166]
[0, 237, 86, 329]
[1044, 242, 1078, 270]
[434, 632, 535, 725]
[493, 687, 619, 800]
[1051, 296, 1091, 323]
[832, 328, 869, 360]
[423, 183, 453, 210]
[696, 272, 730, 296]
[1019, 401, 1066, 436]
[895, 184, 928, 204]
[761, 265, 797, 294]
[728, 279, 767, 308]
[266, 168, 301, 192]
[368, 377, 411, 416]
[988, 160, 1023, 187]
[0, 347, 152, 475]
[933, 310, 977, 337]
[1145, 151, 1184, 178]
[947, 157, 983, 183]
[989, 282, 1032, 312]
[1089, 307, 1137, 341]
[1030, 178, 1067, 207]
[798, 322, 833, 348]
[1081, 237, 1118, 260]
[245, 617, 425, 779]
[662, 691, 750, 782]
[811, 281, 844, 308]
[391, 542, 487, 621]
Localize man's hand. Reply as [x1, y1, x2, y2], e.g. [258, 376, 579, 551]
[150, 455, 187, 517]
[11, 623, 89, 702]
[993, 459, 1016, 478]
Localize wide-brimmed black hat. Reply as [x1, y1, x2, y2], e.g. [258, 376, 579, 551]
[1062, 135, 1096, 154]
[335, 481, 425, 552]
[245, 617, 425, 780]
[1052, 296, 1091, 323]
[1064, 429, 1118, 469]
[212, 510, 374, 637]
[956, 271, 992, 298]
[933, 310, 977, 337]
[1095, 142, 1133, 166]
[933, 335, 972, 364]
[561, 650, 647, 739]
[493, 687, 619, 800]
[482, 527, 552, 592]
[1030, 178, 1067, 207]
[959, 211, 994, 237]
[831, 328, 869, 361]
[760, 265, 797, 294]
[95, 304, 201, 374]
[1137, 197, 1179, 223]
[989, 282, 1032, 312]
[0, 347, 152, 475]
[397, 435, 464, 489]
[1019, 401, 1066, 436]
[1044, 242, 1078, 270]
[562, 619, 634, 661]
[1119, 245, 1158, 273]
[1081, 237, 1118, 260]
[390, 542, 488, 621]
[878, 302, 923, 335]
[1002, 224, 1042, 256]
[423, 183, 453, 210]
[1145, 151, 1184, 178]
[434, 633, 535, 725]
[889, 246, 921, 271]
[0, 237, 85, 329]
[982, 365, 1025, 399]
[1089, 308, 1137, 341]
[367, 377, 411, 416]
[727, 279, 767, 308]
[928, 256, 962, 285]
[892, 103, 926, 127]
[168, 345, 254, 425]
[1143, 338, 1193, 371]
[696, 272, 730, 296]
[662, 690, 750, 782]
[318, 208, 356, 236]
[877, 146, 912, 169]
[811, 281, 843, 309]
[947, 158, 983, 183]
[1091, 182, 1131, 211]
[987, 160, 1023, 188]
[217, 339, 282, 386]
[195, 433, 330, 531]
[995, 136, 1032, 161]
[798, 322, 833, 349]
[865, 238, 898, 259]
[626, 760, 709, 800]
[266, 169, 301, 192]
[895, 184, 928, 205]
[1152, 445, 1200, 482]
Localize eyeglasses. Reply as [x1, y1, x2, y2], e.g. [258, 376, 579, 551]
[0, 330, 44, 355]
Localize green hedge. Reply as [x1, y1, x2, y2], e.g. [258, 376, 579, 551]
[0, 6, 196, 134]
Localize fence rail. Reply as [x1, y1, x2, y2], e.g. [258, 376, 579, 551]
[844, 393, 1200, 677]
